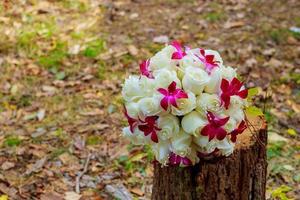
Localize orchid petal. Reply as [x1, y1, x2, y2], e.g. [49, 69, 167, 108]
[168, 81, 177, 92]
[215, 127, 227, 140]
[221, 79, 229, 91]
[151, 131, 158, 143]
[169, 96, 178, 108]
[237, 89, 248, 99]
[157, 88, 168, 95]
[160, 97, 169, 111]
[215, 116, 230, 126]
[171, 52, 183, 60]
[175, 90, 188, 99]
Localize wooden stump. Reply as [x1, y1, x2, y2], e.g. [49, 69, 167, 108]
[152, 117, 267, 200]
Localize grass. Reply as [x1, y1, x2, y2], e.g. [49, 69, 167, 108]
[204, 12, 224, 22]
[83, 38, 106, 58]
[269, 28, 300, 44]
[38, 41, 67, 70]
[86, 135, 102, 146]
[4, 136, 22, 147]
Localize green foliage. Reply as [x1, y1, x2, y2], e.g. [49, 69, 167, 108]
[38, 42, 67, 70]
[4, 136, 22, 147]
[271, 185, 293, 200]
[35, 20, 57, 38]
[83, 39, 106, 58]
[267, 142, 285, 159]
[50, 148, 68, 159]
[86, 135, 102, 146]
[269, 28, 300, 44]
[245, 106, 264, 117]
[62, 0, 89, 12]
[247, 87, 259, 100]
[17, 30, 38, 56]
[287, 128, 297, 136]
[97, 61, 107, 80]
[204, 12, 224, 22]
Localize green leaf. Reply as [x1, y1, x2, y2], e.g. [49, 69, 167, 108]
[4, 136, 22, 147]
[55, 71, 66, 80]
[271, 185, 293, 200]
[247, 87, 259, 99]
[287, 128, 297, 136]
[130, 153, 147, 162]
[245, 106, 264, 117]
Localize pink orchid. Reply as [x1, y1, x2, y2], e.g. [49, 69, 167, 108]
[139, 59, 153, 78]
[220, 78, 248, 109]
[157, 81, 188, 111]
[171, 40, 187, 60]
[201, 111, 230, 141]
[138, 116, 161, 143]
[169, 152, 192, 166]
[124, 106, 138, 133]
[230, 120, 247, 142]
[196, 49, 219, 74]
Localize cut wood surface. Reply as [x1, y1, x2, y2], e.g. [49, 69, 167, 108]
[152, 116, 267, 200]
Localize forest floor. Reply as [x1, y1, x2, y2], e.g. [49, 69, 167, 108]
[0, 0, 299, 199]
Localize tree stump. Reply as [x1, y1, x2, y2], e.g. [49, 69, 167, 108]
[152, 116, 267, 200]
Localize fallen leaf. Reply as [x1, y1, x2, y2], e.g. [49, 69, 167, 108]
[37, 109, 46, 121]
[105, 184, 133, 200]
[41, 192, 64, 200]
[0, 195, 8, 200]
[130, 188, 144, 196]
[64, 191, 81, 200]
[153, 35, 169, 43]
[127, 45, 138, 56]
[24, 157, 47, 175]
[79, 109, 104, 116]
[224, 21, 245, 29]
[1, 161, 15, 170]
[268, 132, 289, 143]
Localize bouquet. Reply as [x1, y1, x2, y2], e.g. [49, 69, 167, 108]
[121, 41, 248, 167]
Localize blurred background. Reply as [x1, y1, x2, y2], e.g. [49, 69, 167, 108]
[0, 0, 299, 199]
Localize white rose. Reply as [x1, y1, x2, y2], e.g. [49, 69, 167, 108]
[181, 111, 207, 135]
[138, 95, 161, 117]
[196, 93, 223, 116]
[204, 67, 222, 94]
[217, 139, 235, 156]
[207, 138, 234, 156]
[193, 135, 209, 149]
[179, 50, 204, 70]
[153, 68, 181, 89]
[204, 66, 237, 94]
[123, 127, 151, 145]
[225, 96, 246, 123]
[193, 136, 234, 156]
[185, 147, 200, 165]
[152, 140, 171, 165]
[170, 129, 192, 157]
[149, 45, 177, 71]
[182, 66, 209, 95]
[220, 66, 237, 81]
[223, 117, 237, 133]
[122, 75, 155, 102]
[157, 114, 180, 140]
[125, 102, 140, 118]
[171, 91, 196, 116]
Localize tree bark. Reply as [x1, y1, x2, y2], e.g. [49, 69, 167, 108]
[152, 117, 267, 200]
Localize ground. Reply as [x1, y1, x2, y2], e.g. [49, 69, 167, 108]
[0, 0, 299, 199]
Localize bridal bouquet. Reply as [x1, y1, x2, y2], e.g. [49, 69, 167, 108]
[122, 41, 248, 166]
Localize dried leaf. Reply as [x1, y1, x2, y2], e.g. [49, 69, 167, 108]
[105, 184, 133, 200]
